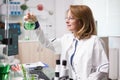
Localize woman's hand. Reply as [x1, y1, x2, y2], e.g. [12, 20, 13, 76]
[24, 13, 37, 22]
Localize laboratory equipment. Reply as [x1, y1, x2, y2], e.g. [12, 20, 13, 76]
[24, 21, 35, 30]
[0, 63, 10, 80]
[0, 45, 10, 80]
[29, 67, 50, 80]
[0, 28, 18, 56]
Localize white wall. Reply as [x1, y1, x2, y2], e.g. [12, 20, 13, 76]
[55, 0, 72, 38]
[1, 0, 120, 39]
[107, 0, 120, 36]
[72, 0, 120, 36]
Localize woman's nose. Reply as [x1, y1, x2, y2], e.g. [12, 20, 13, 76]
[66, 18, 70, 23]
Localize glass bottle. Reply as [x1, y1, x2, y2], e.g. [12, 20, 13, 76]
[0, 57, 10, 80]
[24, 21, 35, 30]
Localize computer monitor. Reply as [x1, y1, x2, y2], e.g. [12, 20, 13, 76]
[0, 28, 18, 56]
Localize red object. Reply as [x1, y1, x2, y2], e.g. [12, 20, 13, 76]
[11, 64, 21, 71]
[37, 4, 43, 11]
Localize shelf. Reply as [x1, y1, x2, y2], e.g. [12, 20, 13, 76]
[0, 14, 23, 17]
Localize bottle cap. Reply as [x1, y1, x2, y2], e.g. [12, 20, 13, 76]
[62, 60, 67, 66]
[56, 60, 60, 65]
[55, 72, 59, 77]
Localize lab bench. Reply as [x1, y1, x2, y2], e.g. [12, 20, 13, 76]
[17, 40, 60, 68]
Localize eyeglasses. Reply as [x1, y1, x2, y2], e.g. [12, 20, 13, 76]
[65, 17, 79, 21]
[65, 17, 75, 20]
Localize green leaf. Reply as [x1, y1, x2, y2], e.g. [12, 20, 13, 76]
[20, 4, 28, 11]
[21, 64, 27, 80]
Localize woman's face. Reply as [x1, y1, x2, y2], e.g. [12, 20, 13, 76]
[66, 10, 80, 33]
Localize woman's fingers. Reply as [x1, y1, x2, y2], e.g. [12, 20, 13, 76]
[24, 13, 37, 21]
[31, 14, 37, 21]
[24, 16, 28, 21]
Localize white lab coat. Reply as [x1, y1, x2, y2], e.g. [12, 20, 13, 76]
[35, 27, 109, 80]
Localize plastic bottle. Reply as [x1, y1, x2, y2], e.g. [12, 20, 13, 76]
[16, 2, 21, 15]
[55, 60, 61, 72]
[54, 72, 59, 80]
[9, 1, 14, 15]
[60, 60, 68, 78]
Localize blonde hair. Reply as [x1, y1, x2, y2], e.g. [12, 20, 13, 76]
[69, 5, 97, 40]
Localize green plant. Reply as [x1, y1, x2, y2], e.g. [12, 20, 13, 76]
[21, 64, 36, 80]
[20, 4, 28, 11]
[21, 64, 27, 80]
[31, 74, 35, 80]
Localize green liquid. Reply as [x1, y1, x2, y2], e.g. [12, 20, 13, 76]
[0, 64, 10, 80]
[24, 22, 35, 30]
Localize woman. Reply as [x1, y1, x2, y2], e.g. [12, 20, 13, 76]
[24, 5, 109, 80]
